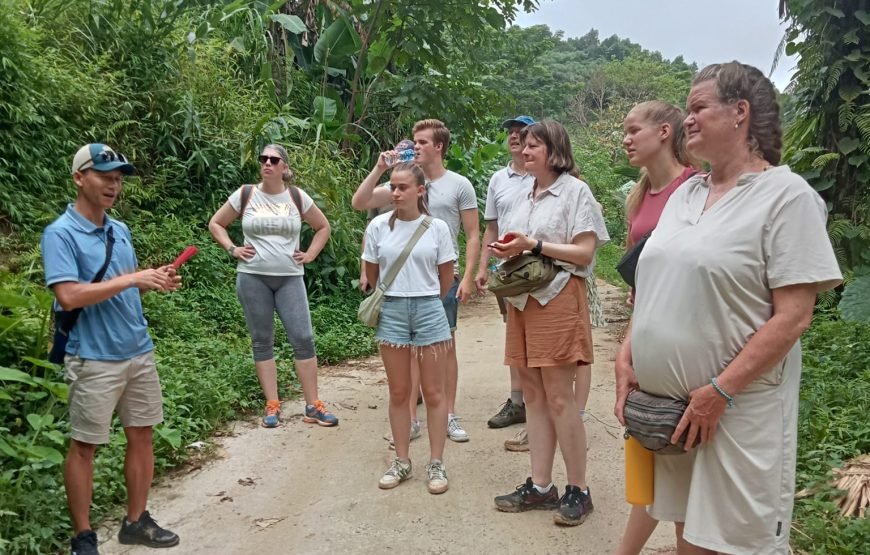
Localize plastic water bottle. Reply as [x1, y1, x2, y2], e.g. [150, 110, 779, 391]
[386, 149, 415, 167]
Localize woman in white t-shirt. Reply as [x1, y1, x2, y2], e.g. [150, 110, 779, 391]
[362, 162, 456, 495]
[208, 144, 338, 429]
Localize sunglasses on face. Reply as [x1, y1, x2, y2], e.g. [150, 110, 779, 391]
[258, 155, 283, 165]
[77, 150, 129, 172]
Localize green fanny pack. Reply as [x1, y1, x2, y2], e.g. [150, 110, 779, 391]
[486, 254, 559, 298]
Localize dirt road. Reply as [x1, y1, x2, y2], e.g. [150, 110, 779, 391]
[102, 281, 676, 555]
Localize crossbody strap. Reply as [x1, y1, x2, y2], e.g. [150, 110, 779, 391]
[378, 216, 432, 291]
[59, 226, 116, 334]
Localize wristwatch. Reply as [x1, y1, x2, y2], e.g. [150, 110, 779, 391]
[226, 245, 236, 256]
[531, 239, 543, 256]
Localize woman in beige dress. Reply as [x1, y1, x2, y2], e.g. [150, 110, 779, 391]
[613, 62, 841, 554]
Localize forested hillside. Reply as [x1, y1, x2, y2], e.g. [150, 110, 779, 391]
[1, 1, 867, 553]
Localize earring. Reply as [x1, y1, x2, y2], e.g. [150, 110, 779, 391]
[734, 121, 739, 129]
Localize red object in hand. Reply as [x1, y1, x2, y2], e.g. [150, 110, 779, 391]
[499, 233, 517, 244]
[172, 246, 198, 269]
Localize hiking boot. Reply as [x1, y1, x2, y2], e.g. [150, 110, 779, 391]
[494, 477, 559, 512]
[70, 530, 99, 555]
[447, 414, 469, 442]
[487, 398, 526, 428]
[262, 400, 281, 428]
[379, 457, 412, 489]
[118, 510, 180, 548]
[504, 428, 529, 452]
[304, 400, 338, 427]
[426, 460, 449, 494]
[554, 485, 594, 526]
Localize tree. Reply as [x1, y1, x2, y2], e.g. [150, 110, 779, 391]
[778, 0, 870, 321]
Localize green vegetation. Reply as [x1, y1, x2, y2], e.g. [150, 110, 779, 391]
[0, 0, 867, 553]
[792, 317, 870, 554]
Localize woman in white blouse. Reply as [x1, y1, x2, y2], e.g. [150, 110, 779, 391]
[491, 119, 609, 526]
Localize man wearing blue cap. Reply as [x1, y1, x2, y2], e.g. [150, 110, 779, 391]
[475, 116, 536, 445]
[41, 144, 181, 555]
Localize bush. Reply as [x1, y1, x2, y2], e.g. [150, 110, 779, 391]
[790, 316, 870, 554]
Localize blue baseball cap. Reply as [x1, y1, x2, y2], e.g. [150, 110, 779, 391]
[501, 115, 535, 128]
[72, 144, 136, 175]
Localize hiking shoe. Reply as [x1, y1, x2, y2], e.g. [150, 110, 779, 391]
[304, 400, 338, 427]
[71, 530, 99, 555]
[504, 428, 529, 452]
[447, 414, 469, 442]
[487, 398, 526, 428]
[494, 477, 560, 512]
[379, 457, 412, 489]
[426, 460, 449, 494]
[262, 400, 281, 428]
[554, 485, 594, 526]
[118, 510, 180, 548]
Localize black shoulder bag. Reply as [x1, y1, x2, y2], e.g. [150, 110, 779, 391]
[616, 230, 652, 289]
[48, 226, 115, 364]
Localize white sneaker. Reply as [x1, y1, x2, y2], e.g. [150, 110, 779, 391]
[384, 420, 423, 449]
[504, 428, 529, 452]
[379, 457, 412, 489]
[447, 414, 469, 442]
[410, 419, 422, 440]
[426, 460, 449, 494]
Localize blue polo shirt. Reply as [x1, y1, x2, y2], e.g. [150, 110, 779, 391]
[41, 205, 153, 361]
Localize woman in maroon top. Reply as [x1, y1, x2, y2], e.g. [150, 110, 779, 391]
[624, 101, 698, 249]
[615, 100, 698, 555]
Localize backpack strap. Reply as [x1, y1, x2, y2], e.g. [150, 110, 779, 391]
[289, 185, 303, 216]
[239, 185, 255, 219]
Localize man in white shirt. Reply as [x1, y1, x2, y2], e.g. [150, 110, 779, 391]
[475, 116, 536, 440]
[352, 119, 480, 442]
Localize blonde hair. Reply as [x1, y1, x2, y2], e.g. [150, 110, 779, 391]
[520, 119, 576, 175]
[693, 62, 782, 165]
[624, 101, 696, 220]
[388, 163, 429, 230]
[412, 119, 450, 157]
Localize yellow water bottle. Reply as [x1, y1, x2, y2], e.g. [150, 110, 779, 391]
[624, 434, 654, 505]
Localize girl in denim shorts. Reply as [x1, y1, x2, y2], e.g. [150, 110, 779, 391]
[361, 163, 456, 495]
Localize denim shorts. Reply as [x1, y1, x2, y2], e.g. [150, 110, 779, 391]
[376, 295, 452, 347]
[441, 277, 460, 330]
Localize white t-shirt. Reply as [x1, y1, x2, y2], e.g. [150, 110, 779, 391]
[362, 213, 455, 297]
[228, 184, 315, 276]
[484, 164, 534, 229]
[425, 170, 478, 262]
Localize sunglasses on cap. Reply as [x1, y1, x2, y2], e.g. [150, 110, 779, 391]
[258, 155, 283, 165]
[77, 150, 130, 172]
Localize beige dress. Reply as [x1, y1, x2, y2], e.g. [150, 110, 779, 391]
[631, 166, 841, 554]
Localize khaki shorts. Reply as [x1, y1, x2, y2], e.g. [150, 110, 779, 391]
[504, 276, 594, 368]
[64, 351, 164, 444]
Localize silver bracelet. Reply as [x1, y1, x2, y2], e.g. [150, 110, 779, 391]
[711, 377, 734, 408]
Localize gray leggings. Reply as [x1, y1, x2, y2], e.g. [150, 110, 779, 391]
[236, 273, 316, 361]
